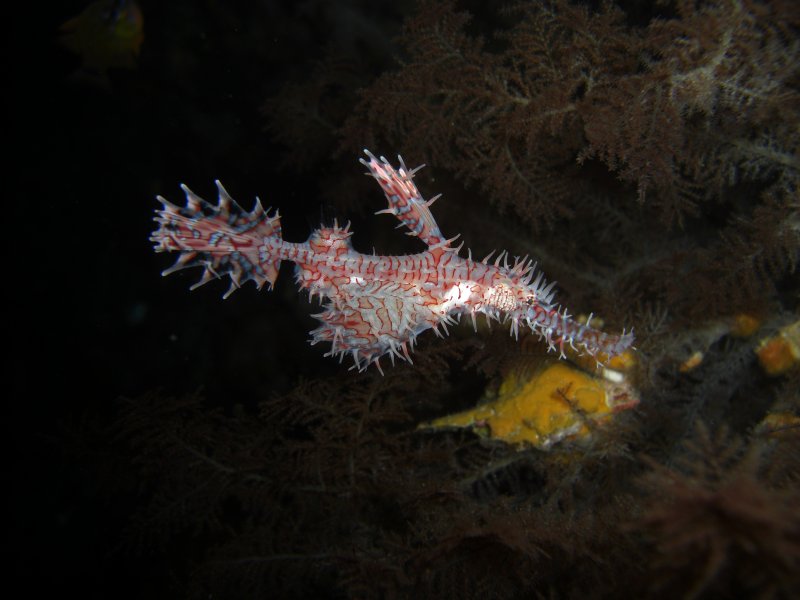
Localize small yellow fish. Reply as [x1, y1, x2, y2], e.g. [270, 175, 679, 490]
[59, 0, 144, 77]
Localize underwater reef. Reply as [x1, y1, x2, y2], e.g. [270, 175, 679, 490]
[58, 1, 800, 598]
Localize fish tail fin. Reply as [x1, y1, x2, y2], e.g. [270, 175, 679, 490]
[151, 180, 282, 298]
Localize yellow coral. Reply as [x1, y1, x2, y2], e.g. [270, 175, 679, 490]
[754, 411, 800, 439]
[419, 362, 639, 450]
[730, 313, 762, 337]
[756, 320, 800, 376]
[679, 351, 704, 373]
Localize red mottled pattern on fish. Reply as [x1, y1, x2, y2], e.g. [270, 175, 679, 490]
[151, 150, 634, 372]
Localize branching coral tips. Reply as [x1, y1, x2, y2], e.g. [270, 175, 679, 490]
[151, 150, 634, 372]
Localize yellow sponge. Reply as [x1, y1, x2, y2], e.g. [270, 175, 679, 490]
[420, 362, 639, 450]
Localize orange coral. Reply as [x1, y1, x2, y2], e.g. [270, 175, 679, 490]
[756, 320, 800, 376]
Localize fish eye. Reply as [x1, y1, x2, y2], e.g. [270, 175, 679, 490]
[526, 296, 535, 306]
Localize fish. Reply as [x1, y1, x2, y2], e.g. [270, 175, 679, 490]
[151, 150, 634, 373]
[59, 0, 143, 82]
